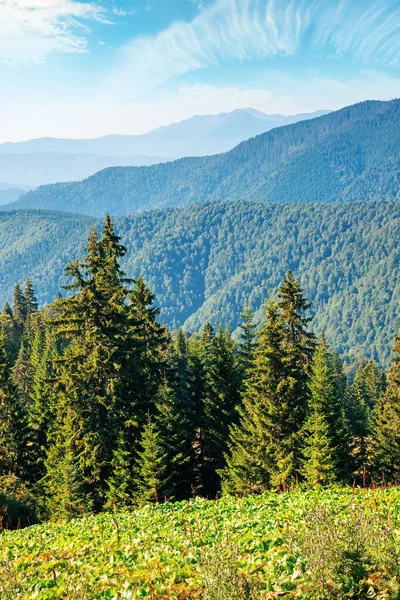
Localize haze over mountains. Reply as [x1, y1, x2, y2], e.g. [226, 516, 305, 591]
[2, 98, 400, 365]
[0, 108, 328, 188]
[10, 100, 400, 216]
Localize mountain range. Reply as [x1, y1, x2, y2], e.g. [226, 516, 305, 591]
[10, 99, 400, 216]
[1, 199, 399, 365]
[0, 109, 328, 188]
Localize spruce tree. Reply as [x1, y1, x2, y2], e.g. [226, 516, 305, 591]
[0, 330, 29, 479]
[222, 301, 287, 494]
[12, 282, 27, 328]
[273, 271, 316, 485]
[46, 217, 131, 510]
[237, 300, 257, 377]
[202, 324, 241, 495]
[302, 338, 338, 486]
[134, 414, 168, 503]
[2, 302, 13, 318]
[302, 411, 337, 486]
[373, 328, 400, 483]
[348, 360, 382, 482]
[106, 432, 133, 509]
[24, 279, 38, 317]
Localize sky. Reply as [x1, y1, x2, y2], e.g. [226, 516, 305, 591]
[0, 0, 400, 142]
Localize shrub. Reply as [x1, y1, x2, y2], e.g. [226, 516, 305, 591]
[0, 474, 37, 529]
[290, 498, 400, 599]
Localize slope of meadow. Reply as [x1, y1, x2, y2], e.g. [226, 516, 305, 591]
[1, 488, 400, 599]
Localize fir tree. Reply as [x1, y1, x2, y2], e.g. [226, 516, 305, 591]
[0, 330, 29, 478]
[46, 217, 131, 510]
[302, 338, 338, 486]
[202, 324, 241, 495]
[12, 282, 27, 328]
[237, 300, 257, 377]
[3, 302, 13, 318]
[24, 279, 38, 317]
[222, 301, 287, 494]
[348, 360, 382, 482]
[373, 328, 400, 483]
[106, 431, 133, 509]
[302, 411, 337, 486]
[134, 414, 168, 502]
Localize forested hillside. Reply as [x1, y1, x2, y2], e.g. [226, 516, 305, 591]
[11, 99, 400, 216]
[1, 199, 400, 364]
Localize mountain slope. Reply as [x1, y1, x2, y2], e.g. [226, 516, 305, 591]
[0, 152, 169, 187]
[1, 199, 400, 364]
[0, 109, 328, 158]
[11, 100, 400, 216]
[0, 109, 327, 187]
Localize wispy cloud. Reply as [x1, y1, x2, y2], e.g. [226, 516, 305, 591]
[112, 0, 400, 96]
[0, 0, 108, 64]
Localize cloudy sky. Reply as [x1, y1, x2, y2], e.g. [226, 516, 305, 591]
[1, 0, 400, 142]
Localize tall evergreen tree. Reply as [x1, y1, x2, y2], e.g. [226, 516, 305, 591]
[202, 324, 241, 495]
[12, 282, 27, 328]
[24, 278, 38, 317]
[0, 330, 29, 478]
[302, 338, 338, 486]
[348, 360, 383, 482]
[45, 216, 131, 510]
[222, 301, 287, 494]
[272, 271, 316, 485]
[134, 414, 168, 503]
[373, 328, 400, 483]
[237, 300, 257, 377]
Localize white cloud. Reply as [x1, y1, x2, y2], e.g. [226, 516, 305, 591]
[110, 0, 400, 98]
[0, 0, 107, 64]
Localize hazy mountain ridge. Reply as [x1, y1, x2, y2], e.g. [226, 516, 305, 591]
[10, 99, 400, 216]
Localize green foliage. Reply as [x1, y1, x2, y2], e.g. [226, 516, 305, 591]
[134, 414, 168, 503]
[3, 198, 400, 364]
[1, 488, 400, 599]
[373, 328, 400, 483]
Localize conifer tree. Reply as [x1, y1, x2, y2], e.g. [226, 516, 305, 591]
[24, 278, 38, 317]
[12, 282, 27, 328]
[134, 415, 168, 502]
[373, 328, 400, 483]
[0, 330, 29, 478]
[45, 407, 91, 519]
[155, 379, 191, 500]
[28, 330, 56, 481]
[222, 301, 287, 494]
[106, 432, 133, 509]
[202, 324, 241, 495]
[126, 275, 166, 421]
[3, 302, 12, 318]
[12, 338, 31, 404]
[302, 411, 337, 487]
[46, 216, 131, 510]
[302, 338, 338, 486]
[348, 360, 382, 482]
[237, 300, 257, 377]
[273, 271, 315, 485]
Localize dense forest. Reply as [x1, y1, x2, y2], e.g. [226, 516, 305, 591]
[1, 216, 400, 526]
[1, 199, 400, 364]
[10, 99, 400, 216]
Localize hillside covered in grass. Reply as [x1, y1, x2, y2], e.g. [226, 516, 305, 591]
[1, 200, 400, 363]
[1, 488, 400, 599]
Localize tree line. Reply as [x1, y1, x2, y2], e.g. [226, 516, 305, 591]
[0, 216, 399, 521]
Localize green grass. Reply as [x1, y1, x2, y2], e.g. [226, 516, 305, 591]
[1, 487, 400, 599]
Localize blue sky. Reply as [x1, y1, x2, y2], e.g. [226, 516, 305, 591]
[0, 0, 400, 142]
